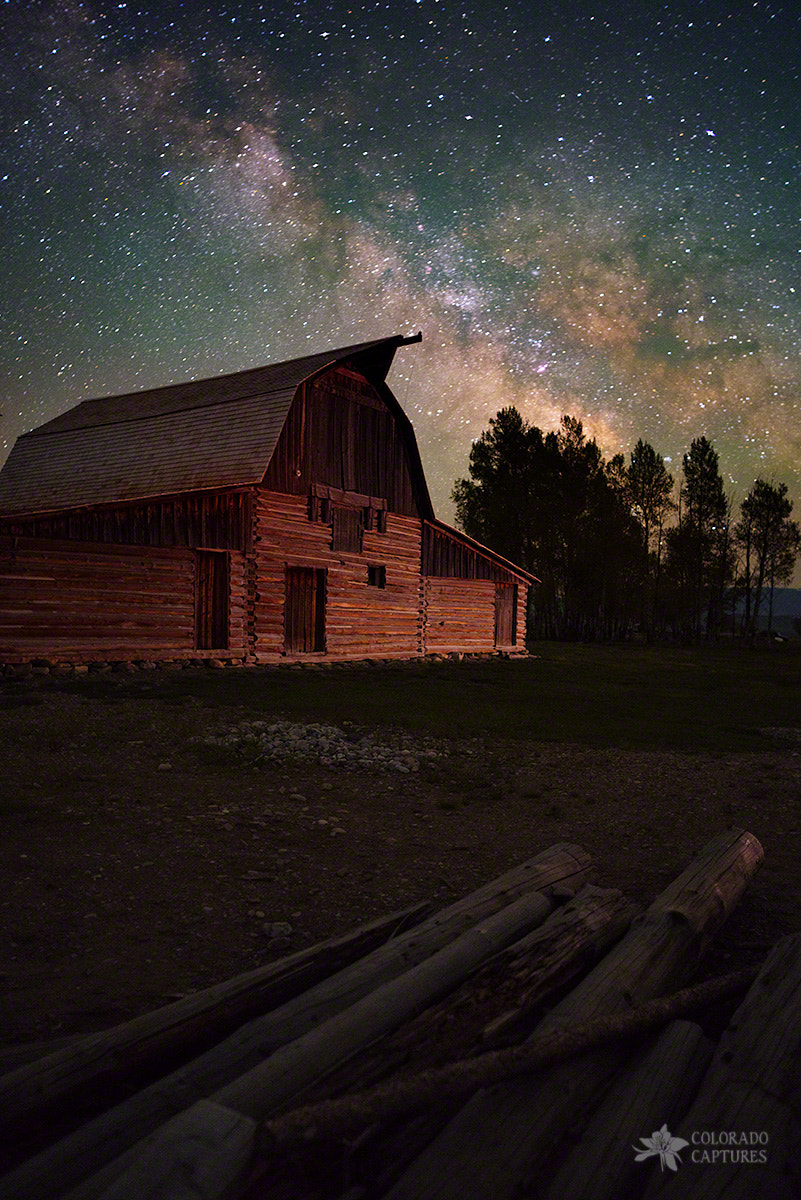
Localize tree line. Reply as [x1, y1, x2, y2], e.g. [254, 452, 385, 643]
[452, 407, 800, 642]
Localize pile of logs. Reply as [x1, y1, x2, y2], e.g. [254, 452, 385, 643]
[2, 829, 799, 1200]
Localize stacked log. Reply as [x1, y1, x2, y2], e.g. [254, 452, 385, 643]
[0, 831, 784, 1200]
[644, 932, 801, 1200]
[382, 829, 763, 1200]
[0, 902, 434, 1156]
[0, 843, 591, 1200]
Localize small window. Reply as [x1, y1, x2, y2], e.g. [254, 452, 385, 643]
[367, 564, 386, 589]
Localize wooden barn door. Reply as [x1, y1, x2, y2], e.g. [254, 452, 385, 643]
[284, 566, 326, 653]
[494, 582, 517, 648]
[195, 550, 229, 650]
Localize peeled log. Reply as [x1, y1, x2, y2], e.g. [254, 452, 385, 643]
[2, 843, 591, 1200]
[259, 970, 750, 1153]
[93, 887, 557, 1200]
[543, 1019, 714, 1200]
[0, 902, 432, 1148]
[384, 828, 763, 1200]
[295, 884, 640, 1112]
[97, 1102, 257, 1200]
[644, 933, 801, 1200]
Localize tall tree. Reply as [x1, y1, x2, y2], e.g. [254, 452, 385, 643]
[451, 406, 542, 573]
[626, 439, 674, 637]
[665, 437, 733, 639]
[735, 479, 800, 638]
[454, 411, 641, 641]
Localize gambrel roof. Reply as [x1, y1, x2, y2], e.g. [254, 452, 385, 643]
[0, 334, 424, 517]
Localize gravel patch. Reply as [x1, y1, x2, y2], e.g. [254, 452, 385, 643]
[202, 718, 445, 773]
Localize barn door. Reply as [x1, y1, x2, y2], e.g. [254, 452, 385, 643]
[195, 550, 229, 650]
[284, 566, 326, 653]
[494, 582, 517, 647]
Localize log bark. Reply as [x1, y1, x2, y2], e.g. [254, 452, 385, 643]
[92, 888, 557, 1200]
[1, 843, 591, 1200]
[383, 828, 763, 1200]
[479, 884, 641, 1046]
[644, 933, 801, 1200]
[542, 1019, 714, 1200]
[0, 902, 431, 1144]
[263, 884, 638, 1200]
[258, 969, 751, 1151]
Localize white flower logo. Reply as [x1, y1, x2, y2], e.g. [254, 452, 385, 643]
[633, 1124, 689, 1172]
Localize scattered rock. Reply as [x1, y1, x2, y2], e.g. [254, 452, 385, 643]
[201, 718, 441, 773]
[262, 921, 293, 939]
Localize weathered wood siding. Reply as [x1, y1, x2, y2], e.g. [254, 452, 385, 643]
[251, 490, 421, 660]
[421, 578, 528, 653]
[0, 536, 246, 662]
[263, 368, 419, 516]
[0, 490, 252, 551]
[513, 582, 528, 647]
[421, 578, 497, 654]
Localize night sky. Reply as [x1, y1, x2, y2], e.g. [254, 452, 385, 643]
[2, 0, 800, 525]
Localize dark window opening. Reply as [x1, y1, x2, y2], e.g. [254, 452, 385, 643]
[195, 550, 229, 650]
[367, 564, 387, 589]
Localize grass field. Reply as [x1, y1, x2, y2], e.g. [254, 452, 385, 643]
[49, 640, 801, 754]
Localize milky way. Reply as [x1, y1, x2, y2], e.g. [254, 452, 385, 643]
[1, 0, 799, 524]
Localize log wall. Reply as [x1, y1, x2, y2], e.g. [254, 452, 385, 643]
[421, 578, 497, 655]
[0, 536, 246, 662]
[251, 490, 422, 660]
[0, 490, 252, 551]
[420, 579, 527, 653]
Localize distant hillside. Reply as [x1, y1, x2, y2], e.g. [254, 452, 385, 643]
[736, 588, 801, 638]
[762, 588, 801, 617]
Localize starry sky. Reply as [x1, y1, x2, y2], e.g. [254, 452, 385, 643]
[1, 0, 800, 528]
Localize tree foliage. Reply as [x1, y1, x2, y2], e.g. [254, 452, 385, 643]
[453, 410, 799, 643]
[735, 479, 800, 637]
[453, 409, 641, 640]
[663, 437, 735, 639]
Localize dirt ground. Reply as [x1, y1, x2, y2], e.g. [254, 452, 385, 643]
[2, 666, 800, 1049]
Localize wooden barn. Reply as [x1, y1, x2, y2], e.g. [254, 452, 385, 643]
[0, 334, 536, 665]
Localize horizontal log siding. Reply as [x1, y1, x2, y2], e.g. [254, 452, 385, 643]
[252, 491, 421, 660]
[0, 490, 252, 551]
[421, 578, 497, 654]
[514, 584, 529, 648]
[0, 536, 246, 662]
